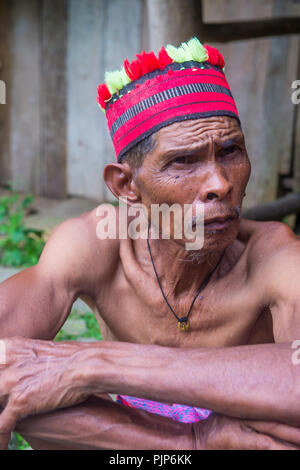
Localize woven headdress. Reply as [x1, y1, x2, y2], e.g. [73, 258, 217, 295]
[97, 38, 239, 162]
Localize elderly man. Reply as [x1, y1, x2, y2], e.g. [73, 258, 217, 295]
[0, 38, 299, 450]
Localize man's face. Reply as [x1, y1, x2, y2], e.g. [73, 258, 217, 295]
[134, 116, 251, 253]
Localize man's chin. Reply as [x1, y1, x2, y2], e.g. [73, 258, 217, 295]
[209, 223, 238, 246]
[184, 224, 239, 261]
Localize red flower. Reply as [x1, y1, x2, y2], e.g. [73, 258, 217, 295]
[204, 45, 225, 69]
[97, 83, 111, 109]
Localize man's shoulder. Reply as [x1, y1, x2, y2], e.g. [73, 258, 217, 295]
[46, 206, 120, 251]
[239, 218, 299, 255]
[240, 218, 300, 286]
[254, 220, 300, 273]
[242, 220, 300, 341]
[38, 206, 121, 285]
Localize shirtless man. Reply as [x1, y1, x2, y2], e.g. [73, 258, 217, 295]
[0, 38, 299, 450]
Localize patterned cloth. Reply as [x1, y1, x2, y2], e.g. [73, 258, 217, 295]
[116, 395, 212, 423]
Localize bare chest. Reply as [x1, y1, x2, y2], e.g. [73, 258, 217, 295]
[82, 266, 274, 348]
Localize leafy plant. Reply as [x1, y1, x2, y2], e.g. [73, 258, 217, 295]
[8, 432, 31, 450]
[0, 191, 45, 267]
[54, 311, 102, 342]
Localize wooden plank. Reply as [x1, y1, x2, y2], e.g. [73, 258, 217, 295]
[0, 0, 11, 186]
[293, 85, 300, 192]
[67, 0, 108, 201]
[271, 32, 300, 176]
[9, 0, 41, 193]
[273, 0, 300, 175]
[146, 0, 202, 52]
[40, 0, 67, 198]
[67, 0, 142, 201]
[102, 0, 142, 201]
[200, 17, 300, 43]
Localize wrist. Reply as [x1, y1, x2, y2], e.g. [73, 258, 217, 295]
[70, 343, 123, 395]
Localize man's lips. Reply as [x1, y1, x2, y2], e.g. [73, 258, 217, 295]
[204, 215, 236, 230]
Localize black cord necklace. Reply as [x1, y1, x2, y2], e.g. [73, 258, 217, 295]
[147, 225, 226, 332]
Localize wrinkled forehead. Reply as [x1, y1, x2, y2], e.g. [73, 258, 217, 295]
[155, 116, 243, 153]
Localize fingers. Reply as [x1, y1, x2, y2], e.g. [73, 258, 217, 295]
[243, 420, 300, 447]
[252, 435, 299, 451]
[235, 425, 298, 450]
[0, 399, 19, 446]
[204, 415, 299, 450]
[0, 432, 11, 450]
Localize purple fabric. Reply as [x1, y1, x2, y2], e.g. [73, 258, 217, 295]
[116, 395, 212, 423]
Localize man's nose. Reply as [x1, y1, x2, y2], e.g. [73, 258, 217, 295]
[198, 164, 233, 202]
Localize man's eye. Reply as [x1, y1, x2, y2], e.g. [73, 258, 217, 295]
[171, 156, 197, 165]
[173, 156, 188, 164]
[219, 145, 239, 157]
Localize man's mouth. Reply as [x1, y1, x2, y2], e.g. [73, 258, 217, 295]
[203, 215, 236, 231]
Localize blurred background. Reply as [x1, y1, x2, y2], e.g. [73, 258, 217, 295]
[0, 0, 299, 449]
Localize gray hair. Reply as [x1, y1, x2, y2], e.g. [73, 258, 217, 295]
[119, 133, 156, 167]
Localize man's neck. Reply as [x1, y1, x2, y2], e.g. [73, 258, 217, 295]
[146, 228, 231, 298]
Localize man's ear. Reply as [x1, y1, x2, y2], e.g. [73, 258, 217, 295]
[103, 162, 141, 204]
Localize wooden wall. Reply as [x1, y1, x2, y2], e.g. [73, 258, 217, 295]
[0, 0, 299, 206]
[67, 0, 142, 201]
[0, 0, 142, 201]
[0, 0, 11, 186]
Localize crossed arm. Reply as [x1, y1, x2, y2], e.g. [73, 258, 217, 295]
[0, 218, 300, 449]
[0, 337, 300, 450]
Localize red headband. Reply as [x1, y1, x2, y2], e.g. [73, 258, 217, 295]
[97, 42, 240, 162]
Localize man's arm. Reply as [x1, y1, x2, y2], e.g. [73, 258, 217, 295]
[0, 338, 299, 430]
[15, 396, 299, 450]
[2, 338, 298, 451]
[0, 212, 115, 339]
[78, 340, 300, 426]
[265, 240, 300, 343]
[0, 218, 82, 339]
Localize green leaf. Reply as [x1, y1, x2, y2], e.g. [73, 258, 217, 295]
[10, 230, 26, 244]
[0, 191, 45, 268]
[22, 195, 34, 209]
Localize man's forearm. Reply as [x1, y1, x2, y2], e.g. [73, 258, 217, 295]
[77, 341, 300, 425]
[1, 337, 299, 449]
[16, 396, 300, 451]
[16, 396, 194, 450]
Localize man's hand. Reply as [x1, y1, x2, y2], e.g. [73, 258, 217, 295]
[0, 337, 90, 449]
[194, 413, 300, 450]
